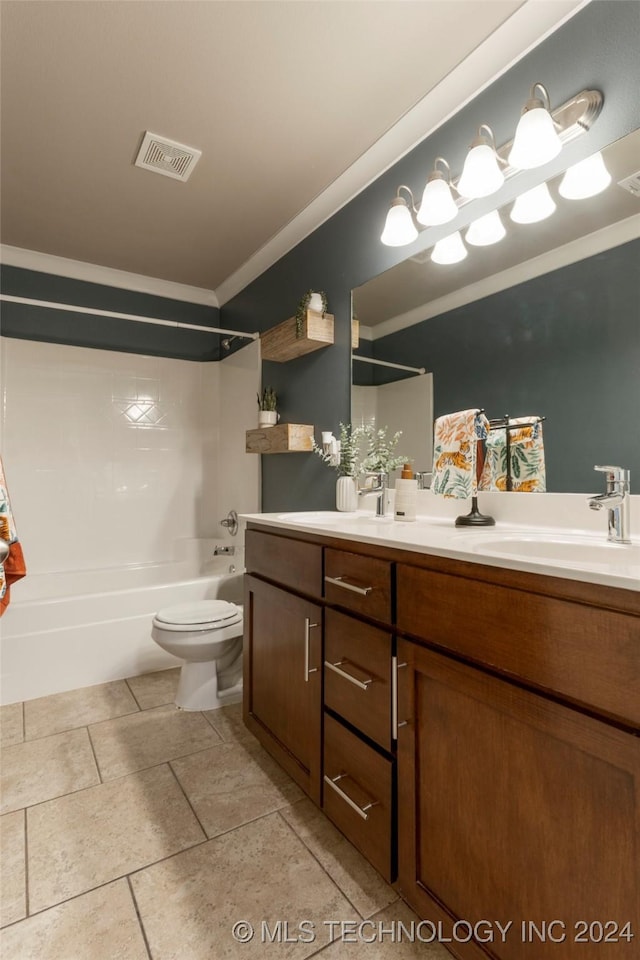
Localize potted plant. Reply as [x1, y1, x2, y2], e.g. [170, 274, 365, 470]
[295, 290, 328, 338]
[257, 386, 278, 428]
[312, 422, 362, 511]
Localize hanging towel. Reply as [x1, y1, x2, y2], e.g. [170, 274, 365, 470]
[479, 417, 546, 492]
[0, 457, 27, 616]
[432, 409, 489, 499]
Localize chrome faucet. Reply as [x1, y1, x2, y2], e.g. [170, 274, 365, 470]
[358, 471, 388, 517]
[588, 465, 631, 543]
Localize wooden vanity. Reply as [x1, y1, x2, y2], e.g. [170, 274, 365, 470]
[243, 521, 640, 960]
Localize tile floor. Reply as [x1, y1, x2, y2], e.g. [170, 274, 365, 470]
[1, 668, 450, 959]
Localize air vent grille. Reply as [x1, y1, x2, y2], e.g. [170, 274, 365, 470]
[617, 170, 640, 198]
[134, 132, 202, 182]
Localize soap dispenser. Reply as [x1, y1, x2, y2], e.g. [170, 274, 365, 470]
[394, 463, 417, 522]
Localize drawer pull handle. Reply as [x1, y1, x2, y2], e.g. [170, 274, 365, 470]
[324, 575, 372, 597]
[304, 618, 319, 683]
[392, 657, 408, 739]
[325, 660, 373, 691]
[324, 773, 378, 821]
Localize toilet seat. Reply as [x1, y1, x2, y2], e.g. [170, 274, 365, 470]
[153, 600, 242, 632]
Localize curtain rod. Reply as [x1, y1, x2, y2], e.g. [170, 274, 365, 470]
[0, 294, 259, 340]
[352, 355, 426, 375]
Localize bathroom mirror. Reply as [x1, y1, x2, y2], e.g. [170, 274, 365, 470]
[351, 128, 640, 492]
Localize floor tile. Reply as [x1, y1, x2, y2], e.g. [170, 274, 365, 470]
[312, 900, 451, 958]
[131, 812, 357, 960]
[27, 763, 205, 913]
[0, 702, 23, 746]
[126, 668, 180, 709]
[89, 703, 222, 780]
[203, 701, 255, 743]
[0, 810, 26, 927]
[171, 739, 303, 838]
[281, 799, 398, 919]
[0, 728, 99, 815]
[0, 880, 149, 960]
[24, 680, 139, 740]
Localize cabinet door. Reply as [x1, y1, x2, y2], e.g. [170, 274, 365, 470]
[397, 638, 640, 960]
[244, 575, 322, 803]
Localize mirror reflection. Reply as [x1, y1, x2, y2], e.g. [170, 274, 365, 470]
[352, 129, 640, 493]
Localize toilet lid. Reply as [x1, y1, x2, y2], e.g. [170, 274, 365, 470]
[155, 600, 240, 626]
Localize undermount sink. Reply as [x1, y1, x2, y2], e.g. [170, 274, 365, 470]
[460, 533, 640, 570]
[276, 511, 352, 525]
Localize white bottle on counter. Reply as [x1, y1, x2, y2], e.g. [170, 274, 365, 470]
[394, 463, 417, 522]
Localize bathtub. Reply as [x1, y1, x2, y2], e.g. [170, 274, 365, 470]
[1, 539, 244, 705]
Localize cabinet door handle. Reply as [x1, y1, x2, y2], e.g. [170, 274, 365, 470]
[325, 659, 373, 691]
[304, 618, 319, 683]
[324, 575, 372, 596]
[392, 656, 408, 739]
[323, 773, 378, 821]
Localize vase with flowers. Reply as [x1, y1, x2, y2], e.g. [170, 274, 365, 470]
[312, 422, 362, 511]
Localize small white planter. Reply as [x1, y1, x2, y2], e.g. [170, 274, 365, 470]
[336, 476, 358, 512]
[258, 411, 279, 428]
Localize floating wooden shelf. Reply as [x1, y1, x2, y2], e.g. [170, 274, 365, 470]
[260, 310, 334, 362]
[246, 423, 314, 454]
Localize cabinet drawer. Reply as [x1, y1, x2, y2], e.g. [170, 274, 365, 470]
[324, 548, 392, 623]
[323, 712, 394, 881]
[245, 528, 322, 598]
[324, 609, 392, 751]
[397, 563, 640, 728]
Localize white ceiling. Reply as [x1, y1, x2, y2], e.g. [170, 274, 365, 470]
[0, 1, 584, 304]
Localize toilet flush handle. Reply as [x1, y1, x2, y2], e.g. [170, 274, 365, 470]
[220, 510, 239, 537]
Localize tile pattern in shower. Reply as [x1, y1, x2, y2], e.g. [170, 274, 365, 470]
[0, 669, 450, 959]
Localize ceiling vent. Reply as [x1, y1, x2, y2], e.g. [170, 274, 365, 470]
[134, 132, 202, 182]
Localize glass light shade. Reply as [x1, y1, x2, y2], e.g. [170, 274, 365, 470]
[510, 183, 556, 224]
[417, 175, 458, 226]
[431, 231, 467, 265]
[465, 210, 506, 247]
[457, 143, 505, 199]
[380, 198, 418, 246]
[508, 107, 562, 169]
[559, 152, 612, 199]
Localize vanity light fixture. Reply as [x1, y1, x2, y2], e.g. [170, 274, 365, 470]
[457, 125, 505, 200]
[380, 186, 419, 246]
[465, 210, 506, 246]
[508, 83, 563, 170]
[558, 150, 612, 199]
[431, 231, 467, 265]
[416, 158, 459, 226]
[510, 182, 557, 224]
[380, 85, 603, 248]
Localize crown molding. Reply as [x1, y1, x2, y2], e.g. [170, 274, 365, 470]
[214, 0, 587, 306]
[371, 213, 640, 342]
[0, 245, 218, 308]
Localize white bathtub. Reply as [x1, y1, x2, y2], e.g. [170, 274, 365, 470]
[1, 540, 244, 705]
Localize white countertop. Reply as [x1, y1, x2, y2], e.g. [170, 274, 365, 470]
[241, 492, 640, 592]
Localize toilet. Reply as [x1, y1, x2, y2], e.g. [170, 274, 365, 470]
[151, 599, 243, 711]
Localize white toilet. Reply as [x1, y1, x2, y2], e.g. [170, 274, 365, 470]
[151, 599, 244, 711]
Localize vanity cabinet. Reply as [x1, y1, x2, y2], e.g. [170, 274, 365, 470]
[244, 521, 640, 960]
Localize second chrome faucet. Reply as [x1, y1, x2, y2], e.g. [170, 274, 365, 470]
[588, 465, 631, 543]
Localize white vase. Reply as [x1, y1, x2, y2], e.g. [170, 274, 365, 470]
[336, 476, 357, 512]
[308, 292, 324, 313]
[258, 411, 279, 428]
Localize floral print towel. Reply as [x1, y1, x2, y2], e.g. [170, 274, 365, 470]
[0, 457, 26, 615]
[479, 418, 546, 492]
[432, 409, 489, 499]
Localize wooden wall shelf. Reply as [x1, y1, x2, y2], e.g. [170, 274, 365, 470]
[246, 423, 314, 454]
[261, 310, 334, 362]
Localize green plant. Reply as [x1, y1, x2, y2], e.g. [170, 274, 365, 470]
[257, 386, 277, 411]
[360, 424, 407, 474]
[312, 423, 363, 477]
[295, 290, 328, 338]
